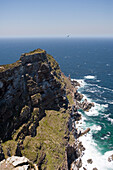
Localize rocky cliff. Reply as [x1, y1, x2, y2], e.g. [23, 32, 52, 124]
[0, 49, 80, 169]
[0, 49, 68, 142]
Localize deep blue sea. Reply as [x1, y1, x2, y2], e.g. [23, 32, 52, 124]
[0, 38, 113, 169]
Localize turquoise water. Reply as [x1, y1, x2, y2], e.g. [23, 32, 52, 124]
[0, 37, 113, 169]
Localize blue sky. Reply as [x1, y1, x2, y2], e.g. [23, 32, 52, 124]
[0, 0, 113, 37]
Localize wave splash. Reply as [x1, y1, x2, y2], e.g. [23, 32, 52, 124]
[75, 76, 113, 170]
[84, 75, 96, 79]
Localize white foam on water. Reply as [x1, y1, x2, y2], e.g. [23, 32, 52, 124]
[91, 124, 102, 132]
[76, 79, 108, 117]
[84, 75, 96, 79]
[108, 101, 113, 104]
[76, 79, 87, 88]
[76, 115, 113, 170]
[96, 85, 113, 92]
[103, 113, 111, 118]
[106, 64, 110, 66]
[79, 134, 113, 170]
[107, 117, 113, 124]
[74, 78, 113, 170]
[96, 79, 101, 82]
[84, 102, 107, 117]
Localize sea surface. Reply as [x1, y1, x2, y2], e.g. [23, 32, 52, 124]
[0, 37, 113, 169]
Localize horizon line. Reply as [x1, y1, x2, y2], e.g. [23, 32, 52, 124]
[0, 35, 113, 39]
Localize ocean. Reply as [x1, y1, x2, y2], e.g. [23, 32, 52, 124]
[0, 37, 113, 169]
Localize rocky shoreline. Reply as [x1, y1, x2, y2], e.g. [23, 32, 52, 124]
[71, 79, 113, 170]
[67, 79, 96, 170]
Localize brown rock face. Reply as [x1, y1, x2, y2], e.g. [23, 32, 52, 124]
[0, 49, 68, 141]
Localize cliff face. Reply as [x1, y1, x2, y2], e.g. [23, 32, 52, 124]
[0, 49, 86, 170]
[0, 49, 68, 141]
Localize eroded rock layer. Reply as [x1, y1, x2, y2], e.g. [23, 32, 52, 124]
[0, 49, 68, 141]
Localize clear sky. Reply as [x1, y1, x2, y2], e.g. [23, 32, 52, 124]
[0, 0, 113, 37]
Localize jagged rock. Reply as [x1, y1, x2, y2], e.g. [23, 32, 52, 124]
[7, 148, 11, 157]
[71, 158, 82, 170]
[0, 141, 5, 161]
[71, 80, 80, 87]
[29, 123, 36, 137]
[74, 90, 83, 101]
[15, 142, 22, 157]
[0, 156, 38, 170]
[78, 128, 90, 138]
[108, 154, 113, 162]
[0, 49, 68, 141]
[31, 93, 41, 107]
[81, 99, 94, 111]
[20, 105, 30, 121]
[67, 144, 80, 169]
[87, 158, 93, 164]
[72, 112, 82, 121]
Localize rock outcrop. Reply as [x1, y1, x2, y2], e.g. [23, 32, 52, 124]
[0, 156, 38, 170]
[0, 49, 74, 169]
[0, 49, 67, 142]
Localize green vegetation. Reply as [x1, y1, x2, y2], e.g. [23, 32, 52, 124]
[0, 60, 21, 72]
[62, 73, 74, 105]
[3, 140, 17, 159]
[22, 110, 70, 169]
[24, 48, 45, 56]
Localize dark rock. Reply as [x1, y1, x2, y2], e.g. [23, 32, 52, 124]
[78, 128, 90, 138]
[81, 99, 94, 111]
[108, 154, 113, 162]
[15, 142, 22, 157]
[0, 49, 68, 141]
[87, 159, 93, 164]
[67, 144, 80, 169]
[71, 158, 82, 170]
[74, 90, 83, 101]
[38, 152, 46, 169]
[0, 141, 5, 161]
[71, 80, 80, 87]
[7, 148, 11, 157]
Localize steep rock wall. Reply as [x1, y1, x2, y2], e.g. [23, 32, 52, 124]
[0, 49, 68, 141]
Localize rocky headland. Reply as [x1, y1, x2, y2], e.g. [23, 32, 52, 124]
[0, 49, 95, 169]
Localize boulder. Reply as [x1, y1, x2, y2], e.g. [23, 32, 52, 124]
[78, 128, 90, 138]
[87, 158, 93, 164]
[108, 154, 113, 162]
[81, 99, 94, 111]
[71, 158, 82, 170]
[0, 156, 38, 170]
[74, 90, 83, 101]
[71, 80, 80, 87]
